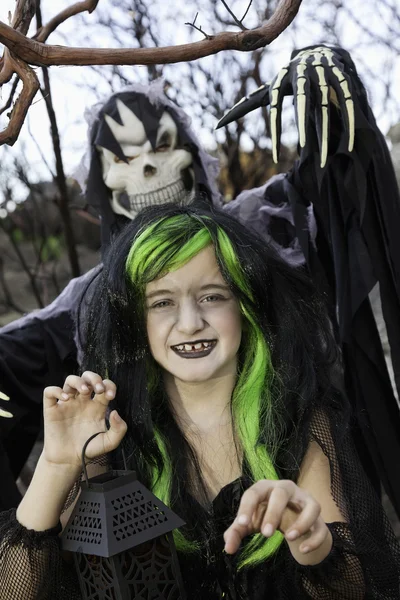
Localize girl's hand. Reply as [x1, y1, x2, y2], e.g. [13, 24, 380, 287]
[224, 479, 332, 565]
[43, 371, 127, 470]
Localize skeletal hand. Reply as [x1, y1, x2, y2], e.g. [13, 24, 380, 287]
[218, 46, 355, 169]
[43, 371, 127, 469]
[268, 46, 355, 167]
[224, 479, 331, 562]
[0, 391, 13, 418]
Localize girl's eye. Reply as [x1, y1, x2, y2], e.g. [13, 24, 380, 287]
[150, 300, 172, 309]
[202, 295, 225, 303]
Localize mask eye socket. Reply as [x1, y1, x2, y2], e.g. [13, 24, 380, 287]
[113, 155, 138, 163]
[156, 133, 172, 153]
[156, 144, 170, 153]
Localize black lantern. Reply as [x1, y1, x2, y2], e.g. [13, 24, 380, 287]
[62, 434, 187, 600]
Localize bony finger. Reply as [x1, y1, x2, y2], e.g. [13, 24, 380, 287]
[0, 408, 13, 418]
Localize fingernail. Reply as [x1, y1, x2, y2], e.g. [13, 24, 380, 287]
[82, 385, 89, 392]
[95, 384, 104, 393]
[286, 529, 299, 541]
[61, 393, 69, 400]
[0, 391, 10, 401]
[301, 545, 310, 554]
[237, 515, 248, 526]
[263, 523, 274, 537]
[113, 410, 122, 423]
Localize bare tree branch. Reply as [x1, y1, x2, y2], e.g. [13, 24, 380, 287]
[0, 0, 302, 147]
[0, 51, 39, 145]
[33, 0, 100, 43]
[0, 0, 302, 66]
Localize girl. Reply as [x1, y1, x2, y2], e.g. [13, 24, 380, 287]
[1, 202, 399, 599]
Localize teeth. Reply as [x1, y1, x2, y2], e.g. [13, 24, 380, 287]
[173, 341, 215, 352]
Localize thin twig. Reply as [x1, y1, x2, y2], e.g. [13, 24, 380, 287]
[26, 114, 55, 178]
[241, 0, 253, 23]
[0, 76, 19, 116]
[219, 0, 248, 31]
[185, 13, 213, 40]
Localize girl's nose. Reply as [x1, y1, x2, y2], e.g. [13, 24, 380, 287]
[176, 301, 204, 335]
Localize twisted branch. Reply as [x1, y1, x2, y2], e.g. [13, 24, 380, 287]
[0, 0, 302, 146]
[0, 0, 302, 66]
[33, 0, 100, 43]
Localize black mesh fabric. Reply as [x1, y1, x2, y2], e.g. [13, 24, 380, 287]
[0, 509, 81, 600]
[0, 407, 399, 599]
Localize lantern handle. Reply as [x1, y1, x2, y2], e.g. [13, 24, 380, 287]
[81, 431, 103, 486]
[81, 432, 129, 486]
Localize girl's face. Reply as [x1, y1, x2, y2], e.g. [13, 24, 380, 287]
[145, 245, 242, 385]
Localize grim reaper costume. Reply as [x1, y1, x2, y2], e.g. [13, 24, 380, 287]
[0, 45, 399, 524]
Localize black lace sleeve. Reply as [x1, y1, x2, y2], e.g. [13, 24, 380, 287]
[280, 407, 400, 599]
[0, 508, 81, 600]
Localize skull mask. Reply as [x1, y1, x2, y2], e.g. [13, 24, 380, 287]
[97, 99, 193, 219]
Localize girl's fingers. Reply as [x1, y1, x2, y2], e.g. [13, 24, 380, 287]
[223, 524, 246, 554]
[224, 481, 274, 553]
[285, 494, 321, 541]
[102, 379, 117, 400]
[236, 480, 274, 525]
[63, 375, 91, 396]
[260, 485, 293, 538]
[298, 519, 330, 554]
[43, 386, 64, 409]
[62, 373, 117, 405]
[81, 371, 107, 395]
[85, 410, 127, 458]
[104, 410, 127, 450]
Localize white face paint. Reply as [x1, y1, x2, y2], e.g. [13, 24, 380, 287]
[97, 99, 193, 219]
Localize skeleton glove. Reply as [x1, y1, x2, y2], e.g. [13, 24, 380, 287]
[216, 46, 355, 169]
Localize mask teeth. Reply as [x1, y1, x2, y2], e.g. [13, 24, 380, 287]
[128, 179, 186, 211]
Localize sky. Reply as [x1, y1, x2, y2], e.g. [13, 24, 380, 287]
[1, 0, 400, 207]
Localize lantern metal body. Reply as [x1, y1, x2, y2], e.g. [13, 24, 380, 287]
[62, 469, 187, 600]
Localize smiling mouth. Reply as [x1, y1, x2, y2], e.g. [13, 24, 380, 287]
[171, 340, 217, 359]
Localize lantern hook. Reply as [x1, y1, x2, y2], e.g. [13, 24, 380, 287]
[81, 432, 129, 486]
